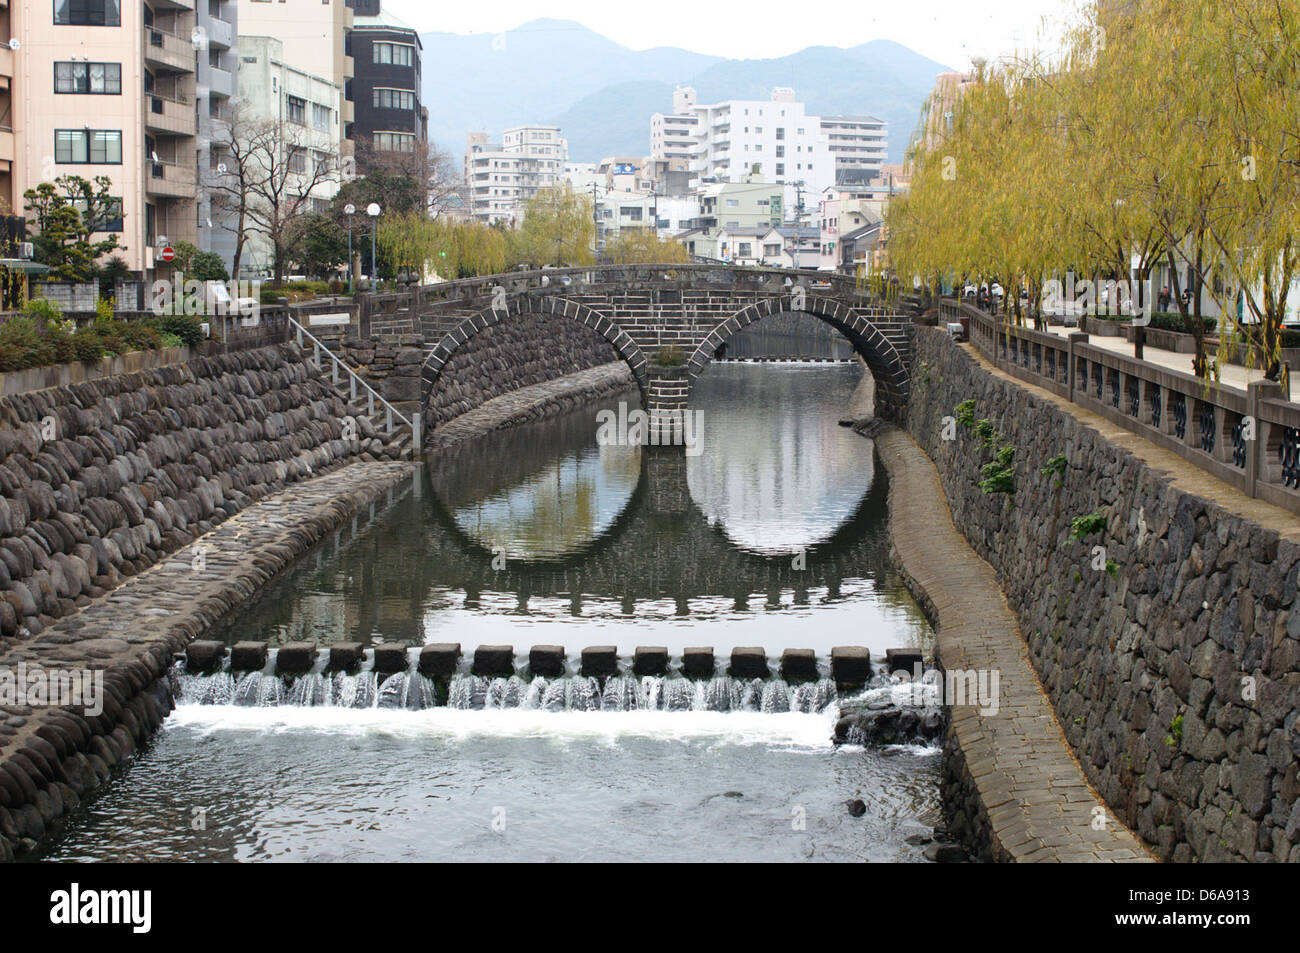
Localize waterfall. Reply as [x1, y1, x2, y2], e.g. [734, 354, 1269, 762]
[174, 659, 841, 714]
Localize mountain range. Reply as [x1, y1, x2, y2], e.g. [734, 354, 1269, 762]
[418, 19, 953, 165]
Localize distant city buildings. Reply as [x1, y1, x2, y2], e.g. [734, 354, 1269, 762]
[650, 87, 888, 213]
[465, 125, 568, 225]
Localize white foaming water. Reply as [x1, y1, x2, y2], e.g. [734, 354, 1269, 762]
[166, 703, 840, 749]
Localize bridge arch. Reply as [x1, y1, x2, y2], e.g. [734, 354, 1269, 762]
[420, 296, 651, 413]
[684, 294, 910, 417]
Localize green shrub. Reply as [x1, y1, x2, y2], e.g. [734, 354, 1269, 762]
[23, 297, 64, 323]
[146, 313, 205, 347]
[1147, 312, 1217, 335]
[973, 418, 998, 449]
[978, 444, 1016, 496]
[1071, 510, 1108, 539]
[1039, 453, 1068, 486]
[653, 344, 686, 367]
[954, 398, 976, 429]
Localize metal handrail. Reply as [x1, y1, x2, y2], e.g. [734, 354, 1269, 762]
[287, 315, 421, 454]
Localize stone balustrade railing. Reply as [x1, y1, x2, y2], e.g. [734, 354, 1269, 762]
[944, 297, 1300, 515]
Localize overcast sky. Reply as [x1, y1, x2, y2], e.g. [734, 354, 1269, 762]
[383, 0, 1085, 71]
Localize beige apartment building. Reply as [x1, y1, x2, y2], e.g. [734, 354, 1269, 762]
[0, 0, 20, 218]
[12, 0, 199, 279]
[238, 0, 354, 156]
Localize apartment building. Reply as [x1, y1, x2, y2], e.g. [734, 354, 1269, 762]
[195, 0, 237, 266]
[465, 125, 567, 225]
[14, 0, 200, 280]
[0, 0, 20, 218]
[238, 0, 353, 154]
[649, 86, 700, 162]
[344, 0, 426, 161]
[650, 87, 888, 211]
[222, 34, 343, 278]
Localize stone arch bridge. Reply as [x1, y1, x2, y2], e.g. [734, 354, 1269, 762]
[357, 264, 913, 422]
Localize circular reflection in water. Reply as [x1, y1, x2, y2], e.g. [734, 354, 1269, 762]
[428, 392, 642, 562]
[687, 363, 873, 555]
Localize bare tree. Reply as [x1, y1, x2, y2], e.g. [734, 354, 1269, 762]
[352, 135, 466, 218]
[206, 108, 339, 286]
[204, 102, 275, 281]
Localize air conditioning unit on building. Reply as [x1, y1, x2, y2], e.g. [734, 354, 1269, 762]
[19, 242, 34, 260]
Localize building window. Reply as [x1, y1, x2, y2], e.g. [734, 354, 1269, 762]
[286, 96, 306, 125]
[54, 61, 122, 94]
[373, 131, 415, 152]
[373, 42, 414, 67]
[54, 0, 121, 26]
[312, 103, 333, 132]
[288, 149, 307, 174]
[54, 129, 122, 164]
[372, 88, 415, 111]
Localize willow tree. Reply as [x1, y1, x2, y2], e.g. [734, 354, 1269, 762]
[515, 183, 595, 267]
[601, 229, 689, 264]
[1192, 0, 1300, 382]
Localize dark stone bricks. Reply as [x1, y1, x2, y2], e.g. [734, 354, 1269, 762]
[780, 648, 818, 683]
[473, 645, 514, 677]
[230, 641, 268, 671]
[682, 647, 714, 679]
[275, 642, 317, 675]
[633, 645, 669, 676]
[185, 640, 226, 674]
[885, 648, 923, 675]
[832, 646, 872, 685]
[419, 643, 461, 677]
[730, 646, 768, 679]
[529, 645, 566, 677]
[581, 645, 619, 677]
[328, 642, 365, 671]
[372, 644, 410, 675]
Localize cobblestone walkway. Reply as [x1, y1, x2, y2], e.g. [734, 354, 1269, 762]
[429, 362, 636, 451]
[875, 425, 1153, 862]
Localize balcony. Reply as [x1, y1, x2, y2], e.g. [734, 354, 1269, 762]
[204, 65, 233, 98]
[144, 93, 196, 136]
[0, 47, 12, 83]
[145, 159, 196, 197]
[144, 27, 196, 74]
[205, 17, 233, 49]
[0, 128, 13, 163]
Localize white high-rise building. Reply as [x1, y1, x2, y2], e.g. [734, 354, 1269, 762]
[465, 125, 568, 225]
[650, 87, 887, 218]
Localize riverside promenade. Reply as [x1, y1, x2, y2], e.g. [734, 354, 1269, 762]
[871, 422, 1153, 862]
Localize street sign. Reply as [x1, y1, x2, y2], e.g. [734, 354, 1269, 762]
[159, 246, 175, 263]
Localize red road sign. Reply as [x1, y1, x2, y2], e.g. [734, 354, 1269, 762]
[159, 246, 175, 263]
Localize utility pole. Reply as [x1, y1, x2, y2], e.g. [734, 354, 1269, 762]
[591, 181, 600, 258]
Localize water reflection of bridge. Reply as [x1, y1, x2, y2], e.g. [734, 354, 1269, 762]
[212, 389, 911, 646]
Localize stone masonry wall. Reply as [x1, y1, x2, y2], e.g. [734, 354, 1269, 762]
[907, 327, 1300, 862]
[422, 315, 622, 428]
[0, 344, 377, 654]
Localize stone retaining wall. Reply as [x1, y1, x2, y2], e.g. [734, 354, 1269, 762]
[0, 460, 412, 860]
[906, 327, 1300, 862]
[0, 344, 399, 654]
[422, 314, 623, 428]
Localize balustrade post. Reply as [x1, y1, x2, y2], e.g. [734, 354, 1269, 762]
[1067, 332, 1088, 402]
[1247, 380, 1284, 499]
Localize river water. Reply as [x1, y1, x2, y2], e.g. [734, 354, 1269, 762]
[44, 362, 940, 862]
